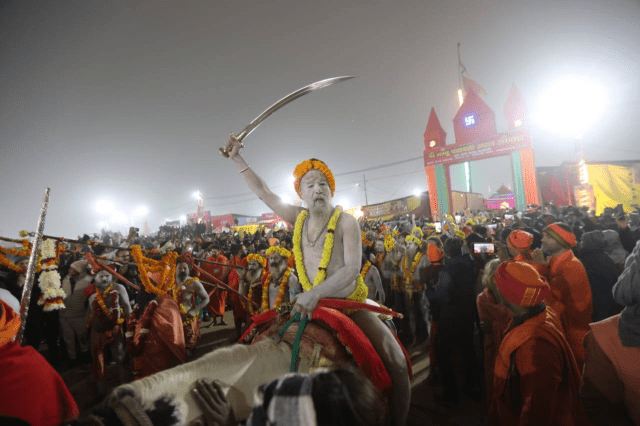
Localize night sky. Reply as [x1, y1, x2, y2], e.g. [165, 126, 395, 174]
[1, 0, 639, 238]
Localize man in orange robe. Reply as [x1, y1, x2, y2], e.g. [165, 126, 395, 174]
[533, 222, 593, 369]
[506, 229, 546, 276]
[0, 298, 79, 425]
[488, 261, 589, 426]
[202, 243, 229, 325]
[131, 292, 186, 380]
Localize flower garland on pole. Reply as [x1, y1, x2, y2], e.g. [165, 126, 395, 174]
[37, 239, 67, 311]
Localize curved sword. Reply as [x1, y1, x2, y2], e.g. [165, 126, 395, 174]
[219, 76, 355, 157]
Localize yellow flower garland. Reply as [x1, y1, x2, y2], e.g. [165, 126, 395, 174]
[293, 206, 368, 304]
[402, 251, 423, 297]
[265, 245, 291, 259]
[384, 234, 395, 253]
[360, 261, 372, 281]
[246, 253, 266, 269]
[262, 268, 291, 311]
[246, 278, 263, 317]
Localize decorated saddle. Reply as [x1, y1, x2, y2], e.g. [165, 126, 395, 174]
[239, 299, 413, 397]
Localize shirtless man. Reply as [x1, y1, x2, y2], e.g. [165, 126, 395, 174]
[361, 255, 385, 303]
[174, 261, 209, 351]
[87, 269, 132, 394]
[224, 136, 410, 425]
[264, 246, 301, 310]
[243, 254, 266, 316]
[401, 235, 430, 346]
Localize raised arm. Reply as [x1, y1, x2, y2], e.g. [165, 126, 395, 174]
[224, 135, 302, 224]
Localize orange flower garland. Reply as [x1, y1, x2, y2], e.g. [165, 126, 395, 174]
[91, 284, 124, 325]
[246, 253, 266, 269]
[293, 158, 336, 198]
[261, 268, 291, 311]
[130, 245, 178, 295]
[360, 261, 372, 281]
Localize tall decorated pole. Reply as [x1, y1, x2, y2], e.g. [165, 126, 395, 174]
[14, 188, 50, 344]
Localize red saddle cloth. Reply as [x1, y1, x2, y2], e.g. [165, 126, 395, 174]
[239, 301, 412, 397]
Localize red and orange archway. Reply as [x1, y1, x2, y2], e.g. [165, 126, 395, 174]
[423, 84, 539, 218]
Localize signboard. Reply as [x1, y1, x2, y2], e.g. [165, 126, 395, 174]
[210, 214, 234, 230]
[362, 194, 425, 219]
[424, 130, 531, 167]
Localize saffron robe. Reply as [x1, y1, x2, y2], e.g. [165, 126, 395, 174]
[489, 308, 588, 426]
[540, 249, 593, 369]
[133, 294, 186, 380]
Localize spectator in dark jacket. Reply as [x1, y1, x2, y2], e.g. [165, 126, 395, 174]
[425, 237, 481, 406]
[579, 231, 623, 322]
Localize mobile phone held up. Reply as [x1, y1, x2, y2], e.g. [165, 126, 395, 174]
[474, 243, 495, 254]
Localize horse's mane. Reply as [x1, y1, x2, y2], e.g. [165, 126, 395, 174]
[116, 339, 293, 423]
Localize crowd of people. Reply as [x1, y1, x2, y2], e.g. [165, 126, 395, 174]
[2, 157, 640, 425]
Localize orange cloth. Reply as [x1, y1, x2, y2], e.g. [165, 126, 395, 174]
[589, 314, 640, 424]
[427, 243, 444, 263]
[228, 268, 248, 324]
[203, 254, 228, 316]
[0, 299, 21, 345]
[490, 308, 587, 426]
[133, 294, 186, 380]
[507, 229, 533, 254]
[494, 261, 550, 307]
[476, 289, 512, 403]
[544, 223, 577, 248]
[542, 249, 593, 369]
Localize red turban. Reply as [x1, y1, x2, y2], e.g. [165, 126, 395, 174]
[495, 261, 550, 307]
[543, 223, 577, 248]
[507, 229, 534, 254]
[427, 243, 444, 263]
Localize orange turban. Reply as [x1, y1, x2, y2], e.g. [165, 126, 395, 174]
[293, 159, 335, 198]
[0, 300, 21, 346]
[427, 243, 444, 263]
[543, 223, 577, 248]
[507, 229, 534, 254]
[495, 261, 550, 307]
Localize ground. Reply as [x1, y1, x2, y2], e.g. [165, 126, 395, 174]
[52, 311, 487, 425]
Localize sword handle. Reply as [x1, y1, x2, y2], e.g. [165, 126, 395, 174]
[219, 133, 245, 158]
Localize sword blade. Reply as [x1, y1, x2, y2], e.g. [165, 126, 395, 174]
[236, 76, 355, 141]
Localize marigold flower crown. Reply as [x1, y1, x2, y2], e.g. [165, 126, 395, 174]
[247, 253, 266, 268]
[265, 245, 291, 259]
[293, 158, 336, 198]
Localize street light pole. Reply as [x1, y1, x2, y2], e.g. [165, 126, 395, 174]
[363, 174, 369, 206]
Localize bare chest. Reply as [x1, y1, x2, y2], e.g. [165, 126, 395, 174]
[300, 224, 346, 284]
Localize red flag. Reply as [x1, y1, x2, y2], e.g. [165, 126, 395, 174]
[463, 75, 486, 95]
